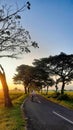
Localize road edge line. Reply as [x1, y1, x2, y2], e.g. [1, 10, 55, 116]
[53, 111, 73, 125]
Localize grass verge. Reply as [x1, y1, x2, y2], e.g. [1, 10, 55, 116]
[0, 90, 28, 130]
[41, 91, 73, 110]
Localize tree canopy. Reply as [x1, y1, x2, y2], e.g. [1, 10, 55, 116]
[0, 1, 38, 58]
[48, 52, 73, 94]
[33, 52, 73, 94]
[13, 52, 73, 95]
[13, 65, 34, 93]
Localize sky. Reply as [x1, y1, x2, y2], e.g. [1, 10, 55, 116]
[0, 0, 73, 90]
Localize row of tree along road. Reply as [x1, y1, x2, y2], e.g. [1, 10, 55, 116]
[13, 52, 73, 96]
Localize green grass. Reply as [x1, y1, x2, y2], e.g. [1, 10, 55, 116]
[0, 90, 27, 130]
[41, 91, 73, 110]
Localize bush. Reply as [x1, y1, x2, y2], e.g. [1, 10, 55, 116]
[52, 92, 60, 98]
[57, 94, 70, 101]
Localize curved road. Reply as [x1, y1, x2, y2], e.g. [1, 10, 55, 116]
[23, 95, 73, 130]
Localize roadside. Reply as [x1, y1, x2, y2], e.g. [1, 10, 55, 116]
[40, 91, 73, 110]
[0, 90, 27, 130]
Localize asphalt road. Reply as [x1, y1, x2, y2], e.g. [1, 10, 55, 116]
[23, 95, 73, 130]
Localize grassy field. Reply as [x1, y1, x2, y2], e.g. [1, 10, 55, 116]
[41, 91, 73, 110]
[0, 90, 27, 130]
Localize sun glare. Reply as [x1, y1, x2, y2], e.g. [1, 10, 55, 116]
[0, 81, 2, 89]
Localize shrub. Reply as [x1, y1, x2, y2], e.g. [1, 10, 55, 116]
[52, 92, 60, 98]
[57, 94, 70, 101]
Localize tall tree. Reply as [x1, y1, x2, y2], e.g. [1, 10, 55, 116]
[33, 58, 54, 92]
[13, 63, 48, 93]
[33, 53, 73, 94]
[13, 65, 34, 94]
[0, 65, 12, 107]
[0, 1, 38, 107]
[45, 78, 54, 95]
[47, 52, 73, 94]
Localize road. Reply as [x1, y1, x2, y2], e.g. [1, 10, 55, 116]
[23, 95, 73, 130]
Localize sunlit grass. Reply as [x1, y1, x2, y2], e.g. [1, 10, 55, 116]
[0, 90, 27, 130]
[41, 90, 73, 110]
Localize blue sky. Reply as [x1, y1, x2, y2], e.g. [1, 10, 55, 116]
[21, 0, 73, 55]
[0, 0, 73, 89]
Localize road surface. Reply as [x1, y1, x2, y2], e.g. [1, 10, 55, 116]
[23, 95, 73, 130]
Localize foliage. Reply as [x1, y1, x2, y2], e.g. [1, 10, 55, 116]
[48, 52, 73, 94]
[13, 63, 50, 92]
[13, 52, 73, 95]
[41, 91, 73, 110]
[52, 92, 60, 98]
[57, 94, 70, 101]
[0, 1, 38, 58]
[13, 65, 35, 93]
[33, 52, 73, 94]
[33, 59, 54, 88]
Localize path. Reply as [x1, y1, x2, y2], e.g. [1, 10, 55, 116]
[23, 95, 73, 130]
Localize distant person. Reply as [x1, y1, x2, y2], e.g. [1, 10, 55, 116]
[31, 90, 41, 103]
[31, 90, 36, 102]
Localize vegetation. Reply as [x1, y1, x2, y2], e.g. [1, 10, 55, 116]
[13, 52, 73, 96]
[33, 52, 73, 94]
[0, 65, 13, 107]
[41, 91, 73, 110]
[0, 90, 27, 130]
[0, 1, 38, 107]
[47, 52, 73, 95]
[13, 65, 34, 94]
[13, 63, 49, 93]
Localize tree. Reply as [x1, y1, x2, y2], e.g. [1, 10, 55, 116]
[47, 52, 73, 94]
[0, 64, 12, 107]
[33, 53, 73, 95]
[13, 62, 49, 93]
[33, 58, 54, 93]
[0, 2, 38, 58]
[0, 1, 38, 107]
[45, 78, 54, 95]
[13, 65, 34, 94]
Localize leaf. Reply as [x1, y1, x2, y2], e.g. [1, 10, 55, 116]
[32, 41, 39, 48]
[15, 15, 21, 19]
[1, 30, 4, 34]
[0, 9, 4, 14]
[27, 1, 31, 6]
[27, 6, 30, 10]
[6, 31, 10, 35]
[25, 47, 31, 53]
[27, 1, 31, 10]
[21, 48, 24, 52]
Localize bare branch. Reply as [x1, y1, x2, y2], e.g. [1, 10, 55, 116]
[0, 1, 38, 59]
[0, 54, 19, 59]
[0, 2, 30, 22]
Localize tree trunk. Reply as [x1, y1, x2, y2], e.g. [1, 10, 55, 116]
[61, 81, 65, 95]
[0, 65, 13, 107]
[40, 85, 43, 94]
[24, 85, 27, 94]
[55, 84, 58, 93]
[46, 86, 49, 95]
[28, 86, 30, 93]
